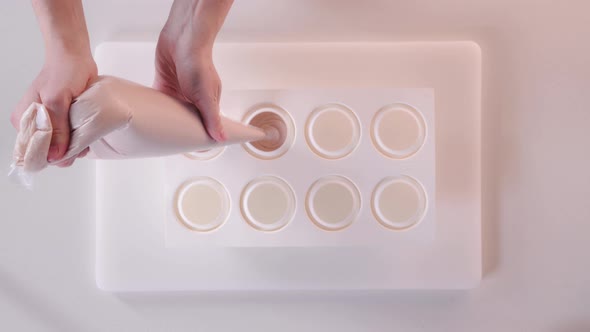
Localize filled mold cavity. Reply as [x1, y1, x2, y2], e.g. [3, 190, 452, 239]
[305, 103, 361, 160]
[306, 175, 361, 231]
[242, 104, 295, 160]
[240, 176, 296, 232]
[174, 177, 230, 232]
[372, 175, 427, 231]
[371, 103, 426, 159]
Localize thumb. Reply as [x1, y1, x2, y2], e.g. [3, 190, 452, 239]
[190, 96, 225, 142]
[43, 93, 72, 162]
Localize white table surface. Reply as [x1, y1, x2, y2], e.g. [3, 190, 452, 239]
[1, 1, 589, 331]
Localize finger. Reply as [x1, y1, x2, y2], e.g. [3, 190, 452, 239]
[190, 96, 225, 142]
[152, 55, 184, 99]
[77, 147, 90, 159]
[56, 157, 76, 168]
[42, 92, 72, 162]
[12, 87, 41, 131]
[201, 100, 225, 142]
[153, 78, 183, 100]
[53, 147, 86, 167]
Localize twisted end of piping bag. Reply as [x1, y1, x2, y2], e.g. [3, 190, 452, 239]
[8, 103, 53, 189]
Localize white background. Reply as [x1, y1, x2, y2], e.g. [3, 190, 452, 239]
[1, 0, 589, 331]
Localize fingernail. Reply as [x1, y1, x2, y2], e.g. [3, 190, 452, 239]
[47, 145, 59, 162]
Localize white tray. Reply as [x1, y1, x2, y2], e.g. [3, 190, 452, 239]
[95, 42, 481, 291]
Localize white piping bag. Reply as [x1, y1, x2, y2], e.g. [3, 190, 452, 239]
[9, 76, 266, 188]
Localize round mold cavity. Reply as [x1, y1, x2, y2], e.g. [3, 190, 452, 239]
[371, 103, 426, 159]
[305, 103, 361, 160]
[184, 147, 225, 161]
[240, 176, 296, 232]
[174, 177, 230, 232]
[242, 104, 295, 160]
[371, 175, 427, 231]
[306, 175, 361, 231]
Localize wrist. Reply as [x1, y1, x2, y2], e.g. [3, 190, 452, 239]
[189, 0, 233, 48]
[45, 34, 92, 60]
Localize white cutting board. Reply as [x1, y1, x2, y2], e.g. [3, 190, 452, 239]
[95, 42, 481, 291]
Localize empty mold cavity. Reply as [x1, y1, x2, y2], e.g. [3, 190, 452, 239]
[242, 104, 295, 160]
[305, 103, 361, 159]
[372, 176, 427, 231]
[174, 177, 230, 232]
[371, 103, 426, 159]
[184, 147, 225, 161]
[306, 175, 361, 231]
[241, 176, 296, 232]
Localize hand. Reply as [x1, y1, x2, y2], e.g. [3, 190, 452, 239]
[153, 0, 233, 142]
[10, 51, 97, 166]
[154, 32, 225, 141]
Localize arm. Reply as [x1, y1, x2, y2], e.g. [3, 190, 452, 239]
[191, 0, 234, 50]
[11, 0, 96, 165]
[32, 0, 92, 58]
[154, 0, 234, 142]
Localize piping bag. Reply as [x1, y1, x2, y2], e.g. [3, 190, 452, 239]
[9, 76, 266, 188]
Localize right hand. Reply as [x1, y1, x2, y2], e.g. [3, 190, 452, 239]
[154, 31, 225, 142]
[10, 51, 97, 167]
